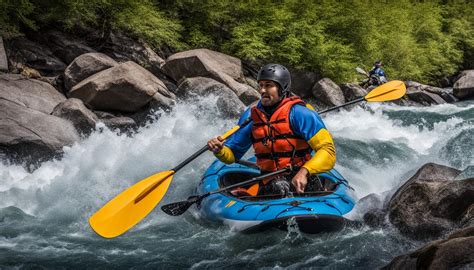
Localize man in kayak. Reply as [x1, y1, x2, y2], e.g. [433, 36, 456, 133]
[207, 64, 336, 196]
[368, 60, 387, 86]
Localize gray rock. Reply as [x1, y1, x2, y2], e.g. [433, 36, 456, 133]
[311, 78, 345, 106]
[382, 227, 474, 270]
[0, 74, 66, 114]
[388, 163, 474, 239]
[453, 70, 474, 100]
[176, 77, 245, 118]
[405, 81, 453, 105]
[5, 36, 66, 75]
[69, 61, 175, 112]
[52, 98, 99, 136]
[0, 37, 8, 72]
[162, 49, 259, 104]
[101, 116, 137, 132]
[340, 83, 367, 101]
[64, 52, 118, 90]
[290, 69, 320, 98]
[0, 93, 79, 167]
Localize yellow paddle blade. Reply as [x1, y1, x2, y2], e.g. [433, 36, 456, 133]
[89, 171, 174, 238]
[365, 80, 406, 102]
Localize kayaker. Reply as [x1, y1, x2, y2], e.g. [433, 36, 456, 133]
[207, 64, 336, 196]
[368, 60, 387, 86]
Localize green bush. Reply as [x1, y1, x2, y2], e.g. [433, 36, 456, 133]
[1, 0, 472, 84]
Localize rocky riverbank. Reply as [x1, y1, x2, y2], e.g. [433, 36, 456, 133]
[0, 30, 473, 268]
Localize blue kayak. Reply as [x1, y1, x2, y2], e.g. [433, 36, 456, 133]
[195, 157, 357, 234]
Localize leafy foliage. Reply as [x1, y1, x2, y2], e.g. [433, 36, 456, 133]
[0, 0, 473, 84]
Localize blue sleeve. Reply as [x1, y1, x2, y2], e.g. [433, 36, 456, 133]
[224, 107, 253, 160]
[289, 105, 326, 141]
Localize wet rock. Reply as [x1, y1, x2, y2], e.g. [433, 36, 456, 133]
[453, 70, 474, 100]
[311, 78, 345, 106]
[52, 98, 99, 136]
[69, 61, 175, 112]
[5, 36, 66, 75]
[382, 226, 474, 270]
[101, 116, 137, 132]
[176, 77, 245, 118]
[31, 30, 96, 65]
[405, 81, 449, 105]
[162, 49, 259, 104]
[0, 75, 79, 166]
[388, 163, 474, 239]
[0, 37, 8, 72]
[340, 83, 367, 101]
[64, 52, 118, 90]
[290, 69, 320, 98]
[352, 193, 389, 228]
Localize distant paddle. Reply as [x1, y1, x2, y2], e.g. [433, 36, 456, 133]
[89, 80, 406, 238]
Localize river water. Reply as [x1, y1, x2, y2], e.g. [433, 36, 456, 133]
[1, 96, 473, 269]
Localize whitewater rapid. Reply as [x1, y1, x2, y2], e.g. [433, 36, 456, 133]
[1, 96, 472, 269]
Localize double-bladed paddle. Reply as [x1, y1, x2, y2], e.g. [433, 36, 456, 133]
[89, 80, 406, 238]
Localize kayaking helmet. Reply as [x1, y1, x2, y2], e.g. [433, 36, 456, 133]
[374, 60, 382, 68]
[257, 64, 291, 97]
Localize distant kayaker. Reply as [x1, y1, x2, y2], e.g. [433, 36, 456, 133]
[368, 60, 387, 86]
[207, 64, 336, 196]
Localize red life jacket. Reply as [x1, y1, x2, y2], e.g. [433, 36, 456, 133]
[251, 96, 312, 172]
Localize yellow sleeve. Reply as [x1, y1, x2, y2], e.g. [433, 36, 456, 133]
[214, 146, 236, 164]
[302, 128, 336, 174]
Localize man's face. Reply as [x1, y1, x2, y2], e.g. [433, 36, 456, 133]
[258, 80, 281, 106]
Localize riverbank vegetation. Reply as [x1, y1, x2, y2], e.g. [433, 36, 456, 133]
[1, 0, 473, 84]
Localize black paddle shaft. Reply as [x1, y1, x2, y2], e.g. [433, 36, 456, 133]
[317, 97, 365, 114]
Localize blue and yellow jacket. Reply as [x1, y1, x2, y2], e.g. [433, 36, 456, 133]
[215, 101, 336, 175]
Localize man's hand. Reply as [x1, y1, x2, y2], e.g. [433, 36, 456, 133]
[207, 137, 224, 154]
[292, 167, 309, 194]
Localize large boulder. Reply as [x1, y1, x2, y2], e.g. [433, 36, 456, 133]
[69, 61, 175, 112]
[100, 32, 177, 92]
[176, 77, 245, 118]
[453, 70, 474, 100]
[162, 49, 259, 104]
[290, 69, 320, 98]
[388, 163, 473, 239]
[0, 37, 8, 72]
[52, 98, 99, 136]
[0, 74, 66, 114]
[340, 83, 367, 101]
[5, 36, 66, 75]
[0, 75, 79, 165]
[311, 78, 345, 106]
[64, 52, 118, 90]
[382, 227, 474, 270]
[405, 81, 454, 105]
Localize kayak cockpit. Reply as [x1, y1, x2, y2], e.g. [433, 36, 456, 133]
[218, 171, 340, 201]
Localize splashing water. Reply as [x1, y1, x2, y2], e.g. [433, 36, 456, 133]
[1, 96, 472, 269]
